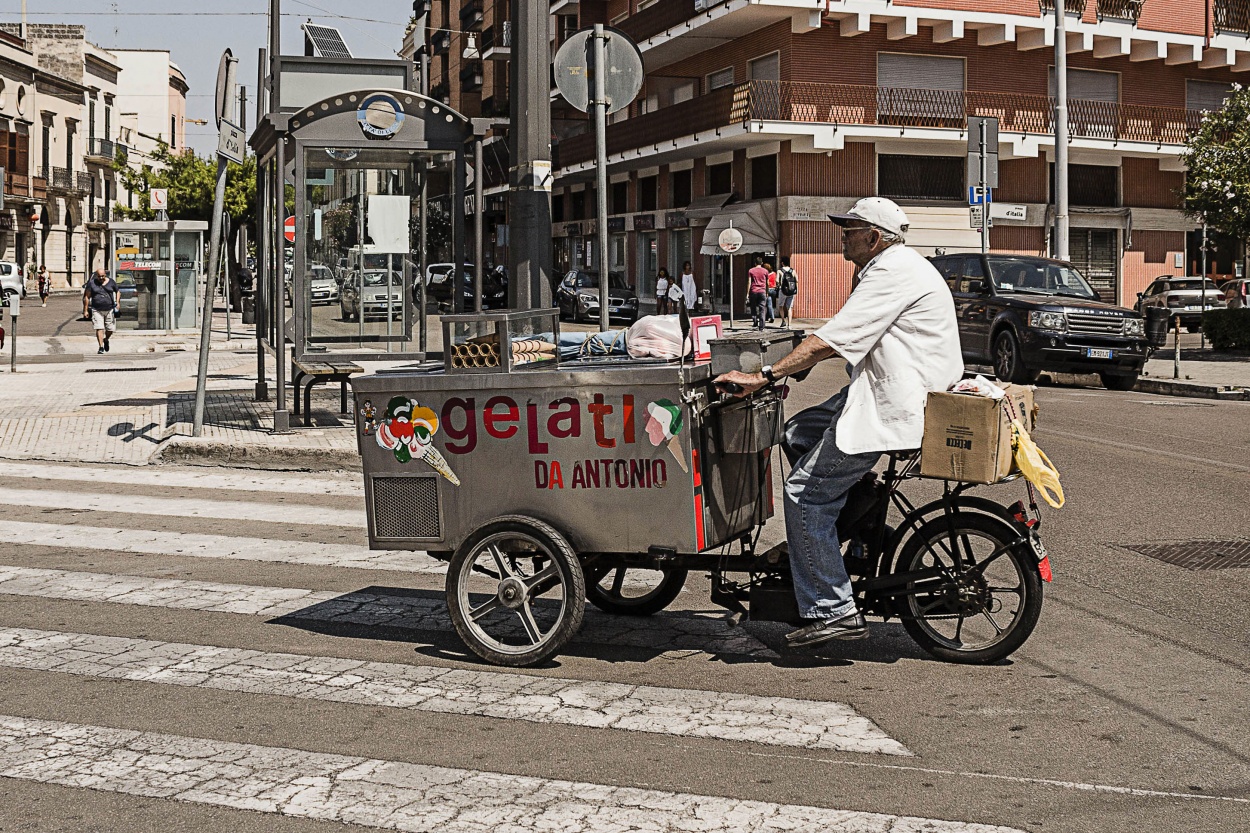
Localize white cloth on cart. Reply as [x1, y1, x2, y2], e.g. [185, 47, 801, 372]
[626, 315, 691, 359]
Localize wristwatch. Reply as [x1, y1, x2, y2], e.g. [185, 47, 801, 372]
[760, 364, 777, 383]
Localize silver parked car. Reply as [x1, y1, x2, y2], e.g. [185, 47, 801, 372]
[340, 270, 406, 321]
[0, 262, 26, 300]
[1135, 277, 1225, 332]
[308, 264, 339, 305]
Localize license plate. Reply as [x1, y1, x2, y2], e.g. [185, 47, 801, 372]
[609, 306, 619, 313]
[1029, 532, 1048, 561]
[1084, 348, 1113, 359]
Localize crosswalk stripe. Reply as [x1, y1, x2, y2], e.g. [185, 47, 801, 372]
[0, 716, 1022, 831]
[0, 460, 363, 496]
[0, 627, 907, 755]
[0, 486, 364, 528]
[0, 567, 770, 657]
[0, 520, 437, 572]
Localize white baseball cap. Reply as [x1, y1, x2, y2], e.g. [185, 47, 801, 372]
[828, 197, 910, 236]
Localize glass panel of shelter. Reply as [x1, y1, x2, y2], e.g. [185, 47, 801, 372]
[300, 145, 457, 354]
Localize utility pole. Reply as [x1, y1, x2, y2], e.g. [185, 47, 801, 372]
[1053, 0, 1070, 261]
[979, 119, 990, 255]
[507, 0, 553, 310]
[413, 1, 430, 348]
[591, 25, 610, 331]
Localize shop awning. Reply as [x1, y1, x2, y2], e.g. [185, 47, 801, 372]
[684, 193, 735, 220]
[699, 201, 778, 256]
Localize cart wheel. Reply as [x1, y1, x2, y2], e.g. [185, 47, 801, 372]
[585, 564, 688, 616]
[446, 515, 585, 667]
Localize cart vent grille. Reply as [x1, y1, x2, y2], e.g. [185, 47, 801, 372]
[372, 476, 441, 539]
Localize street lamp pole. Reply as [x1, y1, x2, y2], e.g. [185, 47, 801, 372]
[507, 0, 553, 310]
[1053, 0, 1070, 262]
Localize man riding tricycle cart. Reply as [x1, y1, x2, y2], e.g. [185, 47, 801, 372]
[353, 199, 1056, 667]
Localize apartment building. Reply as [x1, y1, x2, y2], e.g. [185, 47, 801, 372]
[419, 0, 1248, 318]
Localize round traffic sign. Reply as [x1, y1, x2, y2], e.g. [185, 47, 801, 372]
[553, 26, 643, 115]
[284, 215, 296, 243]
[718, 227, 743, 254]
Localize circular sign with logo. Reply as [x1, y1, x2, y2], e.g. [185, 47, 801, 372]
[284, 215, 296, 243]
[357, 93, 405, 139]
[718, 227, 743, 254]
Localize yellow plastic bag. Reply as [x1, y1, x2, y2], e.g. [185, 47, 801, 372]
[1011, 419, 1064, 508]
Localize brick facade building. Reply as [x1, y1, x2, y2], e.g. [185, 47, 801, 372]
[416, 0, 1250, 317]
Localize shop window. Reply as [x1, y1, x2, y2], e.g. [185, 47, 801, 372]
[708, 162, 732, 195]
[750, 154, 777, 200]
[878, 154, 963, 201]
[671, 169, 691, 208]
[1050, 163, 1118, 207]
[638, 175, 657, 211]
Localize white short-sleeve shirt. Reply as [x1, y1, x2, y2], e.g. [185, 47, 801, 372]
[812, 245, 964, 454]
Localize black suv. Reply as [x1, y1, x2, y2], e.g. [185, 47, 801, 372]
[930, 253, 1148, 391]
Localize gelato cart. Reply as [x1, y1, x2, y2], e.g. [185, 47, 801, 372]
[354, 310, 1048, 667]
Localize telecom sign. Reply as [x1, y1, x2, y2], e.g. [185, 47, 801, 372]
[149, 189, 168, 211]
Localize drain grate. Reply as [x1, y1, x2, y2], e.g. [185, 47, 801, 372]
[1123, 540, 1250, 571]
[85, 367, 158, 373]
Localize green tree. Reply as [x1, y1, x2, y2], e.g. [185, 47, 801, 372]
[114, 142, 258, 231]
[1180, 83, 1250, 243]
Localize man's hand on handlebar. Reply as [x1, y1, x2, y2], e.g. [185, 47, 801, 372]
[714, 371, 768, 398]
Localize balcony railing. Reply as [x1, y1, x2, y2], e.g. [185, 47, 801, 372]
[558, 81, 1210, 168]
[86, 137, 116, 161]
[39, 166, 73, 191]
[481, 94, 509, 118]
[431, 29, 450, 56]
[481, 21, 511, 58]
[1039, 0, 1089, 12]
[1215, 0, 1250, 35]
[1096, 0, 1145, 22]
[88, 204, 111, 224]
[615, 0, 696, 45]
[76, 171, 93, 192]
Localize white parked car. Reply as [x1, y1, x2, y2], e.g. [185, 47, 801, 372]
[0, 262, 26, 299]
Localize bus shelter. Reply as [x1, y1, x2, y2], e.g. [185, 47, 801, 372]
[250, 89, 471, 406]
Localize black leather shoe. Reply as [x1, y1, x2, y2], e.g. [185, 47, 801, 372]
[785, 612, 868, 648]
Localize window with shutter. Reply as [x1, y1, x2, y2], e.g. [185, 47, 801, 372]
[1050, 68, 1119, 138]
[1049, 68, 1119, 102]
[1186, 80, 1234, 112]
[749, 53, 779, 82]
[707, 67, 734, 92]
[876, 53, 965, 123]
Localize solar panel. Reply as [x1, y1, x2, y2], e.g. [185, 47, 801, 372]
[303, 23, 353, 58]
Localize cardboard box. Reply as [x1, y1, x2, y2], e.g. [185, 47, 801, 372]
[919, 385, 1035, 484]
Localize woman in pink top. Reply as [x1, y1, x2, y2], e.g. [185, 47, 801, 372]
[747, 256, 769, 330]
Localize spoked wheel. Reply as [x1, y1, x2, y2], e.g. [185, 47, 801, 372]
[585, 563, 688, 616]
[446, 515, 585, 667]
[895, 513, 1043, 664]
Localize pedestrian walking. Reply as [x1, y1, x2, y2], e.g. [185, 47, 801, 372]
[36, 266, 50, 307]
[765, 261, 778, 324]
[716, 197, 963, 648]
[679, 261, 697, 311]
[747, 257, 769, 330]
[83, 268, 119, 354]
[655, 267, 672, 315]
[776, 256, 798, 328]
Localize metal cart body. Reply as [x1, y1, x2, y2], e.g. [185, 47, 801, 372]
[353, 361, 776, 559]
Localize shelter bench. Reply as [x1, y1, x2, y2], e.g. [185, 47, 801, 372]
[291, 358, 363, 427]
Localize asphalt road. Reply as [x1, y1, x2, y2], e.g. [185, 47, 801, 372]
[0, 354, 1247, 832]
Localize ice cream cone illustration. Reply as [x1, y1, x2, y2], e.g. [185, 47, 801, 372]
[645, 399, 689, 474]
[376, 396, 461, 486]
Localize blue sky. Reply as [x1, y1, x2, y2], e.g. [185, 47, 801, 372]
[0, 1, 414, 155]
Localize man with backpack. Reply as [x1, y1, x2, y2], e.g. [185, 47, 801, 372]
[776, 256, 798, 328]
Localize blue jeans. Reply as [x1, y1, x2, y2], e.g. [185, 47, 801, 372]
[782, 390, 882, 621]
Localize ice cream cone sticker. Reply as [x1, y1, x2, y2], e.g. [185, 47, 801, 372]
[645, 399, 689, 474]
[376, 396, 461, 486]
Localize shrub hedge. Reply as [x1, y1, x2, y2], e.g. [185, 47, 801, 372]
[1201, 308, 1250, 351]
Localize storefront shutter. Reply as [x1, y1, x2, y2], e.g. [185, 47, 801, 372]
[876, 53, 965, 91]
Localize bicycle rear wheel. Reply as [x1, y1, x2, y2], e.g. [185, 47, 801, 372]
[895, 513, 1043, 664]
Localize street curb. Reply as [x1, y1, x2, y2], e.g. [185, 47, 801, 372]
[1039, 371, 1249, 401]
[155, 437, 362, 472]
